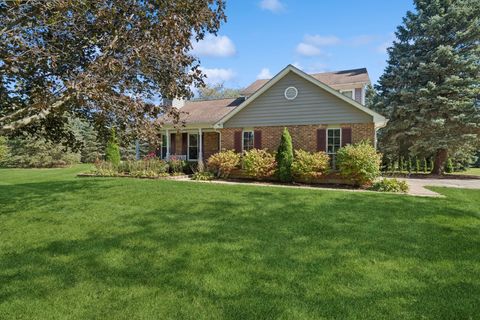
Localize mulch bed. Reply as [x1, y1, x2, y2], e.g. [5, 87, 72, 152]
[77, 173, 190, 180]
[383, 173, 480, 180]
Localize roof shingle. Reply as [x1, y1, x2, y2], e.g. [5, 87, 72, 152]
[241, 68, 370, 96]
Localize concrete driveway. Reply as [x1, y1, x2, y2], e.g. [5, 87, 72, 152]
[399, 178, 480, 196]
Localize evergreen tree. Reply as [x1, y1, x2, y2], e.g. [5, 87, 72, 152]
[70, 118, 102, 163]
[276, 127, 294, 182]
[106, 128, 121, 166]
[0, 136, 9, 162]
[376, 0, 480, 174]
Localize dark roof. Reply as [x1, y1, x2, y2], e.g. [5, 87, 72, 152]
[241, 68, 370, 96]
[162, 97, 244, 125]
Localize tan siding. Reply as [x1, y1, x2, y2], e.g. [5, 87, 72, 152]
[224, 72, 372, 128]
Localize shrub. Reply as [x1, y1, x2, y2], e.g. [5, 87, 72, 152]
[291, 150, 330, 181]
[168, 157, 187, 175]
[276, 127, 293, 182]
[445, 158, 454, 173]
[192, 171, 215, 181]
[369, 178, 409, 193]
[118, 159, 169, 177]
[415, 158, 421, 173]
[93, 160, 117, 176]
[207, 150, 241, 178]
[422, 158, 428, 173]
[105, 128, 121, 167]
[243, 149, 276, 179]
[336, 141, 382, 186]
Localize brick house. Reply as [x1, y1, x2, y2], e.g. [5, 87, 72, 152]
[159, 65, 387, 163]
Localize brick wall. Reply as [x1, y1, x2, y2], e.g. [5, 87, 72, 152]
[219, 123, 375, 153]
[203, 132, 220, 159]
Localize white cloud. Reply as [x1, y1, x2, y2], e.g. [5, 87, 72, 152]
[296, 42, 323, 56]
[295, 34, 340, 57]
[376, 33, 396, 54]
[259, 0, 285, 13]
[191, 34, 236, 57]
[376, 41, 390, 54]
[304, 34, 341, 46]
[257, 68, 273, 79]
[201, 67, 236, 84]
[292, 61, 302, 69]
[350, 35, 376, 46]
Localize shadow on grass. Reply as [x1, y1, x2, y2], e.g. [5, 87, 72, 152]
[0, 179, 479, 318]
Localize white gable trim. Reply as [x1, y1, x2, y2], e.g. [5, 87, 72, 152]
[214, 64, 387, 128]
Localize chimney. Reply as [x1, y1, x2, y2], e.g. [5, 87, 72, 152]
[163, 98, 185, 109]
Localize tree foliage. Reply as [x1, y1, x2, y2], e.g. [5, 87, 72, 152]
[0, 0, 226, 143]
[1, 134, 80, 168]
[375, 0, 480, 174]
[0, 136, 9, 162]
[276, 127, 294, 182]
[196, 83, 241, 100]
[105, 128, 121, 167]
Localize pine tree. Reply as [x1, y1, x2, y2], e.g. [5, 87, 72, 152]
[276, 127, 294, 182]
[376, 0, 480, 174]
[106, 128, 121, 166]
[0, 136, 9, 162]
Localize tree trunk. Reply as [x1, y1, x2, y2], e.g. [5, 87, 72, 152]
[432, 148, 448, 175]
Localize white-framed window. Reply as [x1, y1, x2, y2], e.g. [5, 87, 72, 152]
[340, 89, 354, 99]
[188, 133, 199, 161]
[242, 130, 254, 151]
[327, 128, 342, 155]
[161, 134, 168, 159]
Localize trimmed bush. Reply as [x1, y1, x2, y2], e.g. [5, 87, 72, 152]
[336, 141, 382, 186]
[369, 178, 409, 193]
[105, 128, 121, 167]
[207, 150, 241, 178]
[243, 149, 276, 179]
[276, 127, 293, 182]
[291, 150, 330, 181]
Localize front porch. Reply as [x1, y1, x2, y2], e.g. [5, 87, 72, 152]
[159, 128, 220, 163]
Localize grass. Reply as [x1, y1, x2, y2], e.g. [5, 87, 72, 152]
[0, 165, 479, 319]
[451, 167, 480, 176]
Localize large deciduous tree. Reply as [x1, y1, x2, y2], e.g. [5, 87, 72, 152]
[376, 0, 480, 174]
[0, 0, 226, 143]
[196, 82, 241, 100]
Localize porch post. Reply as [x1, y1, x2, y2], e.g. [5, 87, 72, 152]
[165, 129, 170, 160]
[198, 128, 203, 165]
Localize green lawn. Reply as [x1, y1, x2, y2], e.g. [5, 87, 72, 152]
[1, 166, 479, 319]
[451, 167, 480, 176]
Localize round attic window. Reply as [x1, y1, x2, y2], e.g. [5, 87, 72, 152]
[284, 86, 298, 100]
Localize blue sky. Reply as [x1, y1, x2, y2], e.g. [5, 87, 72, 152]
[191, 0, 414, 89]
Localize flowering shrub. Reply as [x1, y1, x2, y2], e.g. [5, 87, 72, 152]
[168, 156, 186, 175]
[192, 171, 215, 181]
[243, 149, 276, 179]
[336, 141, 382, 186]
[291, 150, 330, 181]
[207, 150, 241, 178]
[369, 178, 409, 193]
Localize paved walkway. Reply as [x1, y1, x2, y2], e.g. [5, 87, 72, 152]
[399, 178, 480, 197]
